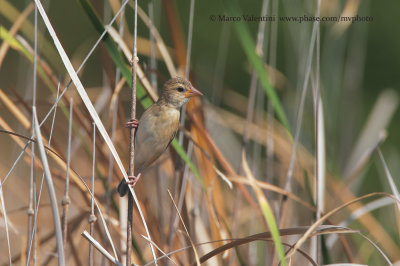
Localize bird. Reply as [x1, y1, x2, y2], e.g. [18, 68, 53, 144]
[117, 76, 203, 197]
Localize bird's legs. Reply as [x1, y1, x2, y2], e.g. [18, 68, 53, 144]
[126, 173, 141, 187]
[119, 118, 139, 196]
[125, 118, 138, 129]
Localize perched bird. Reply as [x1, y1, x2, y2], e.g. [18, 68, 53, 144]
[117, 76, 203, 197]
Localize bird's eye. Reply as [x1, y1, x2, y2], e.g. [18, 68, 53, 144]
[177, 87, 184, 92]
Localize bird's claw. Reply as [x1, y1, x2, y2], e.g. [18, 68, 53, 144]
[125, 118, 138, 129]
[126, 173, 141, 187]
[130, 56, 139, 66]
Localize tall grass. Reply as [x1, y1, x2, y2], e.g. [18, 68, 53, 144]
[0, 0, 399, 265]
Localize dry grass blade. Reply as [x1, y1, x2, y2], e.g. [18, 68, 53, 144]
[197, 226, 354, 265]
[288, 227, 391, 265]
[136, 4, 177, 76]
[168, 190, 201, 266]
[356, 231, 392, 265]
[326, 197, 394, 247]
[285, 192, 398, 262]
[344, 89, 398, 180]
[328, 177, 399, 259]
[377, 147, 400, 213]
[1, 99, 121, 263]
[229, 176, 315, 211]
[143, 226, 358, 266]
[0, 128, 124, 262]
[0, 3, 34, 67]
[178, 124, 233, 188]
[332, 0, 361, 36]
[0, 89, 31, 128]
[108, 27, 158, 101]
[81, 231, 122, 266]
[187, 109, 259, 211]
[140, 235, 179, 266]
[0, 86, 94, 194]
[282, 13, 319, 196]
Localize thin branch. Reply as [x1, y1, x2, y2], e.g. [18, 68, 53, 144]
[168, 190, 201, 265]
[126, 0, 158, 265]
[0, 170, 12, 265]
[61, 98, 73, 246]
[27, 6, 38, 265]
[82, 231, 122, 266]
[280, 5, 320, 219]
[32, 107, 65, 265]
[127, 0, 138, 264]
[89, 123, 97, 266]
[26, 79, 61, 266]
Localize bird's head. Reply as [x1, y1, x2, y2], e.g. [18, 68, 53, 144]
[159, 77, 203, 109]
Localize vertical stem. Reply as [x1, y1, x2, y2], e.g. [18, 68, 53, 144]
[266, 0, 279, 184]
[89, 123, 97, 266]
[313, 0, 322, 263]
[61, 98, 73, 246]
[178, 0, 195, 145]
[110, 6, 126, 266]
[0, 179, 11, 265]
[212, 22, 231, 106]
[27, 82, 60, 266]
[27, 128, 35, 266]
[32, 107, 65, 266]
[127, 1, 139, 265]
[148, 2, 158, 90]
[108, 6, 125, 217]
[279, 4, 319, 222]
[28, 6, 38, 265]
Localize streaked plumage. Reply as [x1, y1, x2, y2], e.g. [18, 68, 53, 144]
[117, 77, 202, 196]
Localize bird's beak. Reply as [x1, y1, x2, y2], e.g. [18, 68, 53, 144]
[184, 87, 203, 98]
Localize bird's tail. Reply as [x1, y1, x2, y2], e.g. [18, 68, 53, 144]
[117, 179, 129, 197]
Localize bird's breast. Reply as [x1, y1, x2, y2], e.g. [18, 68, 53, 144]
[133, 106, 180, 172]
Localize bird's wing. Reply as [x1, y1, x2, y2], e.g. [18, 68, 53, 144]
[134, 104, 180, 173]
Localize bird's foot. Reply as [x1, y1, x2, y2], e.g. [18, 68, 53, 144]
[130, 56, 139, 66]
[125, 118, 138, 129]
[126, 173, 142, 187]
[117, 173, 142, 197]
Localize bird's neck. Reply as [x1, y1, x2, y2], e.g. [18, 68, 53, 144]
[157, 96, 182, 110]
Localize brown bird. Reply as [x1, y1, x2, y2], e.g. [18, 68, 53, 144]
[117, 76, 203, 196]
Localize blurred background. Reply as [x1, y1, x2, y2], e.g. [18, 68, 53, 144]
[0, 0, 399, 265]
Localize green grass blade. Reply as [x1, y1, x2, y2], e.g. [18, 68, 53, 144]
[242, 151, 287, 265]
[260, 200, 287, 266]
[227, 1, 290, 131]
